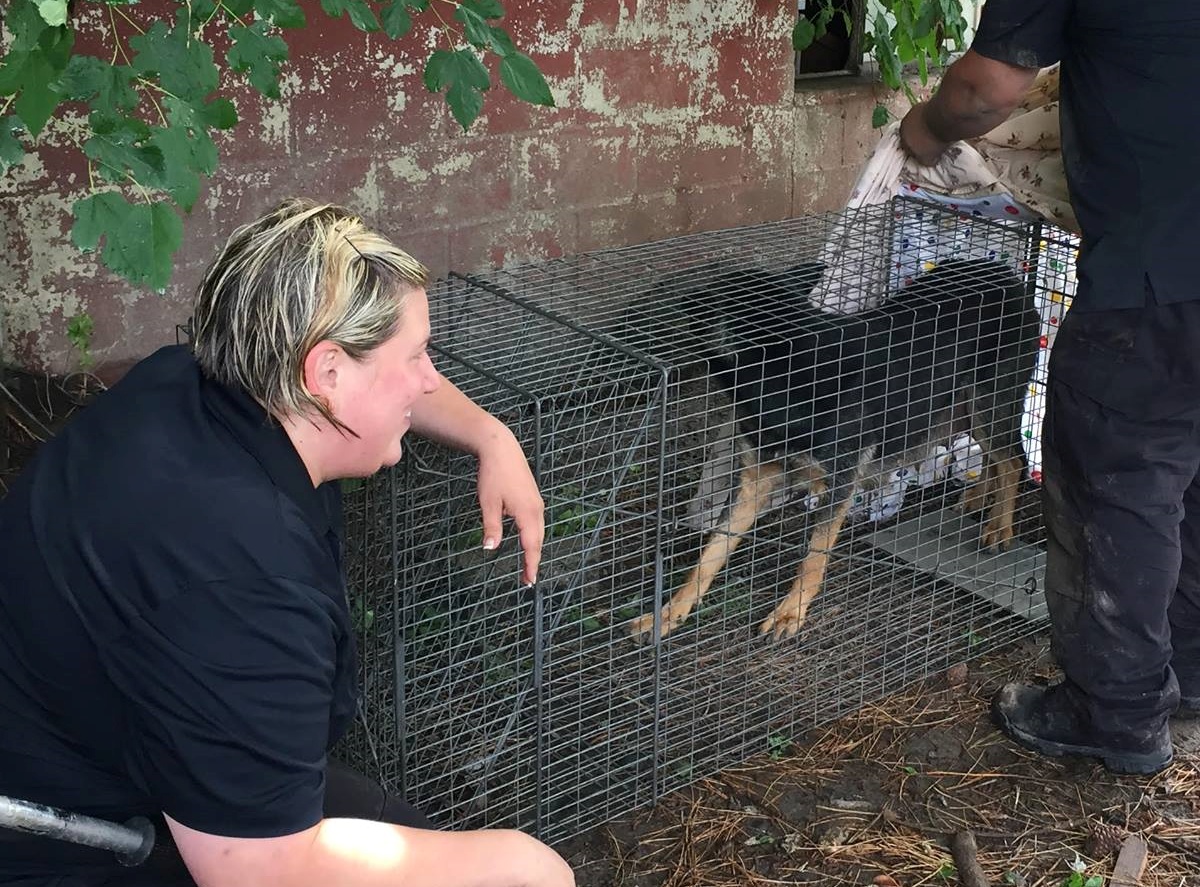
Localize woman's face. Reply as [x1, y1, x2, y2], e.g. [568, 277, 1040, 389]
[326, 289, 441, 476]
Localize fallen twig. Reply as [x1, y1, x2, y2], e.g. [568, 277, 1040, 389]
[0, 377, 53, 441]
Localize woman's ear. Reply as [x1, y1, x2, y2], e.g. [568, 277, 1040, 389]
[301, 341, 344, 405]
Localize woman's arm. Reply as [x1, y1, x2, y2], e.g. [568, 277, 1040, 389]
[408, 376, 545, 584]
[169, 815, 575, 887]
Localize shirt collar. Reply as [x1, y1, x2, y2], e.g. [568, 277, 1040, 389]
[199, 367, 337, 540]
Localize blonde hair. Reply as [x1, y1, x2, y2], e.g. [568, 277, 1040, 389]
[192, 198, 429, 429]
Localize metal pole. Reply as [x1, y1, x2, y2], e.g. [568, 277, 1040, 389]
[0, 795, 155, 866]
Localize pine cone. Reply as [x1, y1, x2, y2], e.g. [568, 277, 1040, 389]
[1084, 821, 1126, 859]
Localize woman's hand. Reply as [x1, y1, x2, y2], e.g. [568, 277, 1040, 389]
[475, 425, 544, 585]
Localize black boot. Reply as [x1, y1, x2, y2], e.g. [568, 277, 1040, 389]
[991, 682, 1173, 775]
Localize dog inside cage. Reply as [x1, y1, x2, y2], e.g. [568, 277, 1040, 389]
[626, 256, 1039, 643]
[339, 197, 1066, 841]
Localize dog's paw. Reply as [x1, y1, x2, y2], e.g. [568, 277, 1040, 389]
[759, 598, 807, 641]
[627, 607, 681, 643]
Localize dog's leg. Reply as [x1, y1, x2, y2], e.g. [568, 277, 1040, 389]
[961, 466, 992, 514]
[628, 456, 782, 642]
[759, 470, 857, 641]
[981, 453, 1022, 550]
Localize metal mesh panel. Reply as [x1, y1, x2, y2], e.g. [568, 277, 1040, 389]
[338, 196, 1077, 842]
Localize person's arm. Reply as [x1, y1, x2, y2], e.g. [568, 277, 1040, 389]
[899, 49, 1040, 166]
[113, 576, 570, 887]
[408, 373, 510, 455]
[168, 816, 575, 887]
[409, 376, 545, 584]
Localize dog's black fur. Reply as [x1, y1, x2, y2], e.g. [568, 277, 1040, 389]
[629, 258, 1040, 641]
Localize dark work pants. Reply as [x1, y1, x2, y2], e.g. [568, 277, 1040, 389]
[1042, 295, 1200, 745]
[19, 759, 435, 887]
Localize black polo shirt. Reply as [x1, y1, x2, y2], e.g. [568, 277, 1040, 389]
[971, 0, 1200, 310]
[0, 346, 357, 884]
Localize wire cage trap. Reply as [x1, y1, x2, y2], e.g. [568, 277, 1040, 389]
[336, 196, 1079, 843]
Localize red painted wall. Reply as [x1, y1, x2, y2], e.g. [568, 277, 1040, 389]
[0, 1, 904, 373]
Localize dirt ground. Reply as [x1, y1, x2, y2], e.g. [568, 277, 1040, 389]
[557, 632, 1200, 887]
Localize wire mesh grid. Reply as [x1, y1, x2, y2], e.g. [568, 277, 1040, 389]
[337, 196, 1079, 842]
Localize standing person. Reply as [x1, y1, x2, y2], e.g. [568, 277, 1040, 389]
[0, 198, 574, 887]
[899, 0, 1200, 775]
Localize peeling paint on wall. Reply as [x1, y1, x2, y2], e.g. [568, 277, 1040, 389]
[259, 71, 301, 151]
[4, 0, 911, 372]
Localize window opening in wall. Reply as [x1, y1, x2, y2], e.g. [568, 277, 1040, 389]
[794, 0, 865, 80]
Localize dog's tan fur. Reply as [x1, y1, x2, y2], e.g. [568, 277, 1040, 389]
[630, 450, 1020, 643]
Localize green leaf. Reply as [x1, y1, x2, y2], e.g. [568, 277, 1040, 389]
[460, 0, 505, 18]
[487, 25, 517, 56]
[872, 13, 902, 89]
[379, 0, 431, 36]
[253, 0, 306, 28]
[380, 1, 413, 38]
[129, 16, 219, 104]
[200, 97, 239, 130]
[914, 1, 939, 39]
[88, 108, 149, 138]
[814, 4, 834, 40]
[71, 192, 127, 252]
[0, 117, 27, 169]
[227, 21, 290, 99]
[83, 115, 165, 184]
[446, 80, 484, 131]
[66, 313, 95, 366]
[6, 53, 63, 136]
[223, 0, 256, 16]
[0, 9, 74, 134]
[56, 56, 138, 112]
[499, 52, 553, 107]
[187, 0, 221, 21]
[0, 22, 74, 136]
[125, 201, 184, 290]
[1083, 878, 1102, 887]
[423, 47, 490, 92]
[319, 0, 380, 32]
[454, 5, 494, 48]
[7, 0, 51, 53]
[35, 0, 68, 27]
[145, 97, 224, 211]
[72, 195, 182, 290]
[871, 104, 890, 128]
[792, 17, 816, 51]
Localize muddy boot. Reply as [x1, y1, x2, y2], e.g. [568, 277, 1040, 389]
[991, 682, 1173, 775]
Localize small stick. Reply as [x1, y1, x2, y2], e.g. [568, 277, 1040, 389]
[949, 829, 992, 887]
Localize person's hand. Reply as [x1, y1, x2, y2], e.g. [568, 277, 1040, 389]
[899, 102, 953, 167]
[475, 425, 544, 585]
